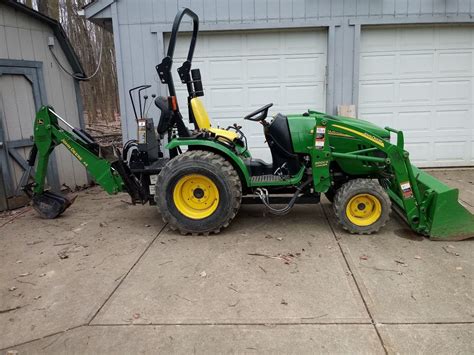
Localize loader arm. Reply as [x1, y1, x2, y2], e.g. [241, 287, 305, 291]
[318, 117, 473, 240]
[27, 106, 146, 218]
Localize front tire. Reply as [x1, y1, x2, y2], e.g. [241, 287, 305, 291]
[156, 150, 242, 235]
[333, 179, 391, 235]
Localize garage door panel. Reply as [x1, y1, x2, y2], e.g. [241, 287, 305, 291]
[285, 56, 325, 80]
[359, 25, 473, 167]
[246, 32, 281, 54]
[209, 59, 244, 82]
[399, 53, 434, 75]
[433, 141, 469, 163]
[438, 27, 473, 49]
[439, 52, 472, 74]
[248, 86, 281, 108]
[360, 28, 397, 52]
[207, 34, 243, 56]
[360, 54, 396, 78]
[397, 111, 431, 132]
[209, 87, 244, 108]
[285, 84, 323, 109]
[247, 58, 280, 80]
[399, 81, 433, 104]
[436, 80, 471, 103]
[283, 31, 325, 54]
[434, 109, 471, 130]
[359, 83, 395, 105]
[399, 27, 435, 49]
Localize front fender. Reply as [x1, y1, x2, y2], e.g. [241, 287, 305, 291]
[166, 139, 251, 186]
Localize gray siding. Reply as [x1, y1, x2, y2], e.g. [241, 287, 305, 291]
[0, 3, 88, 189]
[87, 0, 474, 141]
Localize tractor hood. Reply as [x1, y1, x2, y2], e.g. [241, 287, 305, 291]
[332, 115, 391, 139]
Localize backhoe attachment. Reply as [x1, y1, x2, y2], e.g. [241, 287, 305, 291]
[25, 106, 147, 218]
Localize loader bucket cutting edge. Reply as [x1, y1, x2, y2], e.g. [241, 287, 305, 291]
[400, 167, 474, 241]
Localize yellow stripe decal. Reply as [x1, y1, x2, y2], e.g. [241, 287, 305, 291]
[332, 124, 384, 148]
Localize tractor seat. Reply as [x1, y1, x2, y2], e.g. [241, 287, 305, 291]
[190, 97, 239, 142]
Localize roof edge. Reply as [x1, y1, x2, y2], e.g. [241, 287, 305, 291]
[5, 0, 86, 77]
[84, 0, 115, 19]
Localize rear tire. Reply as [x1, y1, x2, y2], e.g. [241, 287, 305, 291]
[333, 179, 391, 234]
[155, 150, 241, 235]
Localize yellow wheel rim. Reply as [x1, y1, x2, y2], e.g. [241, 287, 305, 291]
[173, 174, 219, 220]
[346, 194, 382, 227]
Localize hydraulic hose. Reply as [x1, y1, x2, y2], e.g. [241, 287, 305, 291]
[256, 177, 312, 215]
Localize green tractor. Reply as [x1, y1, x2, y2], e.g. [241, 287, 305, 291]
[25, 8, 473, 240]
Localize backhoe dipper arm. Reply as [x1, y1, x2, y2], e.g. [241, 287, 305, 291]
[32, 106, 125, 196]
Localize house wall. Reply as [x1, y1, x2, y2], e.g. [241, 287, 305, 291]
[87, 0, 474, 141]
[0, 3, 88, 189]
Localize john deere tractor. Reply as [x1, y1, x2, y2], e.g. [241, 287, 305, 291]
[24, 8, 473, 240]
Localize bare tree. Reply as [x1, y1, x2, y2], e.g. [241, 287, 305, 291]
[21, 0, 120, 128]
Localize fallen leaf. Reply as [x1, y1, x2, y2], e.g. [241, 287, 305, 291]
[34, 295, 41, 300]
[39, 273, 46, 277]
[456, 267, 463, 271]
[281, 299, 288, 306]
[276, 237, 283, 241]
[414, 255, 421, 260]
[16, 260, 22, 264]
[133, 313, 140, 319]
[199, 271, 207, 278]
[18, 273, 31, 277]
[9, 286, 17, 291]
[360, 255, 369, 260]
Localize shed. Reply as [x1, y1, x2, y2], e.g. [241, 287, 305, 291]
[0, 0, 89, 211]
[86, 0, 474, 168]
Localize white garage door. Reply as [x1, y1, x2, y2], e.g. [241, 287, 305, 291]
[166, 29, 327, 160]
[358, 25, 474, 167]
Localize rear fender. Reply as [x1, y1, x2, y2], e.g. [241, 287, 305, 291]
[166, 139, 251, 187]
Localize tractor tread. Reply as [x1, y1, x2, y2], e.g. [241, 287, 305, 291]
[333, 178, 391, 235]
[156, 150, 241, 235]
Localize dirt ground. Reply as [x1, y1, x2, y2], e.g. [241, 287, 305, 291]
[0, 169, 473, 354]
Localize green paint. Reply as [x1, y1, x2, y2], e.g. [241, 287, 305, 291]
[166, 138, 252, 186]
[33, 106, 124, 196]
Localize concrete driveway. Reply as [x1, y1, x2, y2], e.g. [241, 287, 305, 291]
[1, 169, 473, 354]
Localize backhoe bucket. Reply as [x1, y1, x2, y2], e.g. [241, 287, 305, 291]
[32, 191, 75, 219]
[412, 167, 474, 241]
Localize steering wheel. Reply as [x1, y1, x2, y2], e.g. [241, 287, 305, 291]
[244, 103, 273, 122]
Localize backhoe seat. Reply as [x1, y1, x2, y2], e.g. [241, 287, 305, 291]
[190, 97, 239, 142]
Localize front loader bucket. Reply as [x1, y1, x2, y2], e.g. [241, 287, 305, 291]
[32, 191, 75, 219]
[412, 167, 474, 241]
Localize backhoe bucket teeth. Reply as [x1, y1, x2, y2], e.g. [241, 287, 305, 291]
[410, 167, 473, 241]
[32, 192, 75, 219]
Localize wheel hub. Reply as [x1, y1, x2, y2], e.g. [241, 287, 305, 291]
[346, 194, 382, 226]
[173, 174, 219, 220]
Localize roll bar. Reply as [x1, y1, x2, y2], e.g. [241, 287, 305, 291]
[167, 8, 199, 62]
[156, 8, 199, 99]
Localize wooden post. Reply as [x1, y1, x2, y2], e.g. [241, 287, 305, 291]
[337, 105, 356, 118]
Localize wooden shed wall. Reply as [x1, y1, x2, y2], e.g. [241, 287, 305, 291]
[0, 3, 88, 189]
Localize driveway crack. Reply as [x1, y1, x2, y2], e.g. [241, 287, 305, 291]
[87, 223, 168, 325]
[321, 204, 388, 355]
